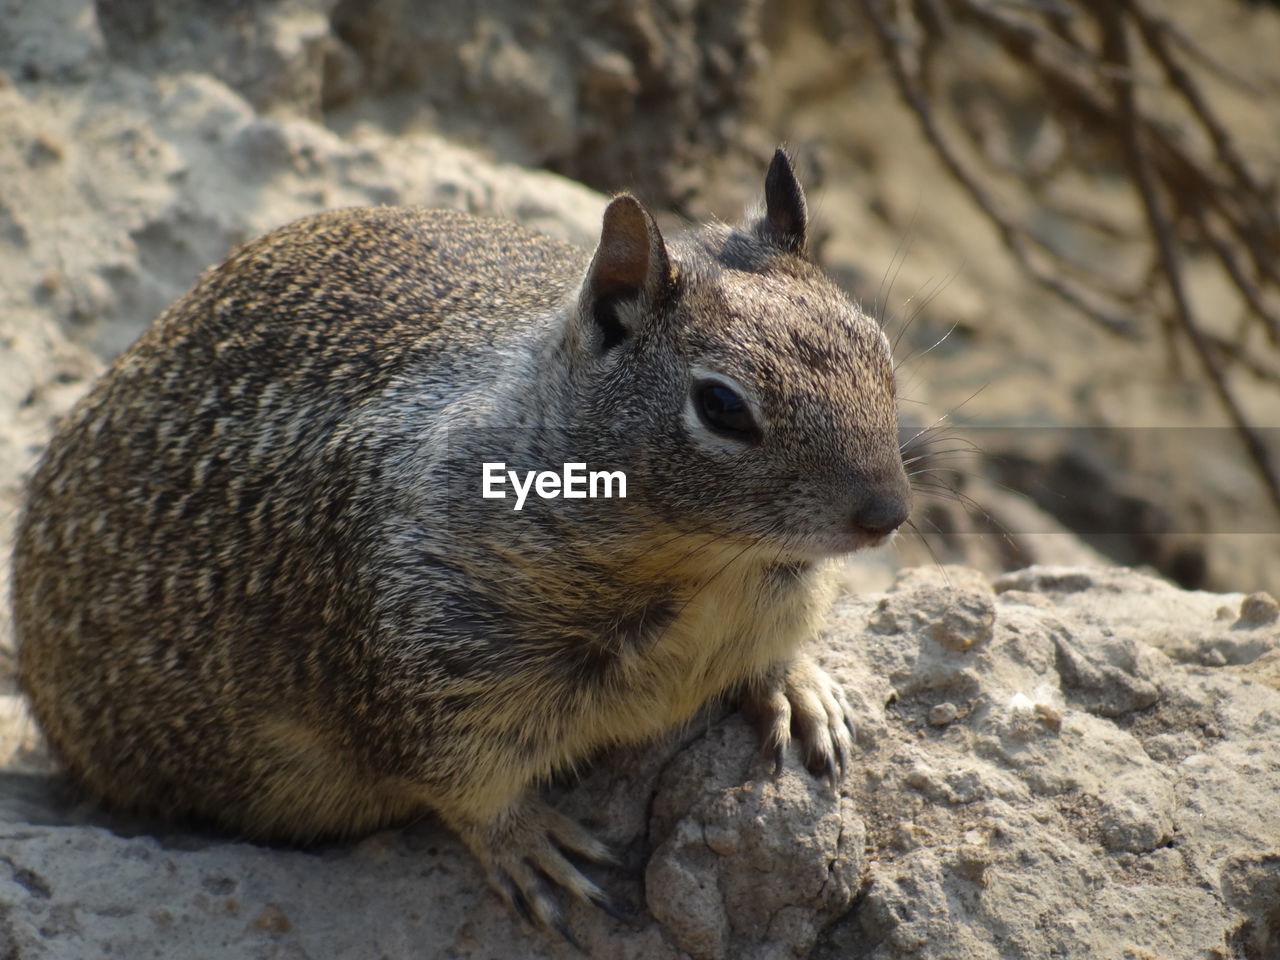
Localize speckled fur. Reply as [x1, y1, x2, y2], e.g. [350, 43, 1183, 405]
[12, 152, 909, 927]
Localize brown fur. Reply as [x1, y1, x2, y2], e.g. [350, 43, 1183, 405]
[11, 151, 910, 929]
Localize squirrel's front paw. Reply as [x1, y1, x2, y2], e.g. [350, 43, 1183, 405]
[453, 796, 617, 943]
[742, 655, 855, 789]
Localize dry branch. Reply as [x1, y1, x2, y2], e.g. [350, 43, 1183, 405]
[859, 0, 1280, 513]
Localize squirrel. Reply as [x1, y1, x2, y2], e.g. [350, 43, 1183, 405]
[12, 149, 911, 936]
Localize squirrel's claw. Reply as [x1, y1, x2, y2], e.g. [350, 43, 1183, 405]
[771, 743, 786, 779]
[743, 655, 855, 793]
[743, 676, 791, 778]
[497, 871, 538, 927]
[590, 887, 635, 926]
[457, 796, 615, 943]
[553, 915, 585, 953]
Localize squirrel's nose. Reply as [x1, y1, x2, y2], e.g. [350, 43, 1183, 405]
[850, 491, 911, 537]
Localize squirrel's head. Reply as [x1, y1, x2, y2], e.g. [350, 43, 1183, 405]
[560, 149, 911, 561]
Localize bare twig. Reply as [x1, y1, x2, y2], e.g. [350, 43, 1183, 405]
[857, 0, 1280, 516]
[1141, 0, 1267, 97]
[1187, 199, 1280, 345]
[953, 0, 1280, 288]
[1130, 0, 1275, 214]
[1090, 0, 1280, 513]
[860, 0, 1137, 333]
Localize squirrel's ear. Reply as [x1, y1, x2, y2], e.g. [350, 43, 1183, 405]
[579, 194, 673, 352]
[760, 148, 808, 255]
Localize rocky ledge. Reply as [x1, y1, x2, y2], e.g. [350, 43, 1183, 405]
[1, 564, 1277, 959]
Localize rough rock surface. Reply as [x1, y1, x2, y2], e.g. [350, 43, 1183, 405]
[77, 0, 765, 207]
[3, 565, 1278, 959]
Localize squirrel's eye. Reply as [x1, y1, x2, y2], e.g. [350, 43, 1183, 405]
[693, 381, 761, 442]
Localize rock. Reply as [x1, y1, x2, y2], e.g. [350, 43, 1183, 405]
[926, 702, 959, 726]
[324, 0, 767, 205]
[0, 695, 53, 772]
[927, 591, 996, 651]
[0, 0, 106, 82]
[813, 565, 1280, 960]
[647, 722, 862, 960]
[68, 0, 767, 207]
[1237, 591, 1279, 629]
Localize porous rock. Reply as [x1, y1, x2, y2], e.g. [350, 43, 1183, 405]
[646, 722, 862, 960]
[0, 566, 1275, 958]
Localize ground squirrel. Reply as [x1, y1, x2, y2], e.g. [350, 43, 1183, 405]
[12, 150, 910, 934]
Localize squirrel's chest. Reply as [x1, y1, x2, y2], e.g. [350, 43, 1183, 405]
[593, 562, 834, 743]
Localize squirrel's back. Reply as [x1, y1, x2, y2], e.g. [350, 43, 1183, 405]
[144, 206, 588, 404]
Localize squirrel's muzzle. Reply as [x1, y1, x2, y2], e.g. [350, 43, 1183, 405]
[850, 491, 911, 538]
[848, 467, 912, 541]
